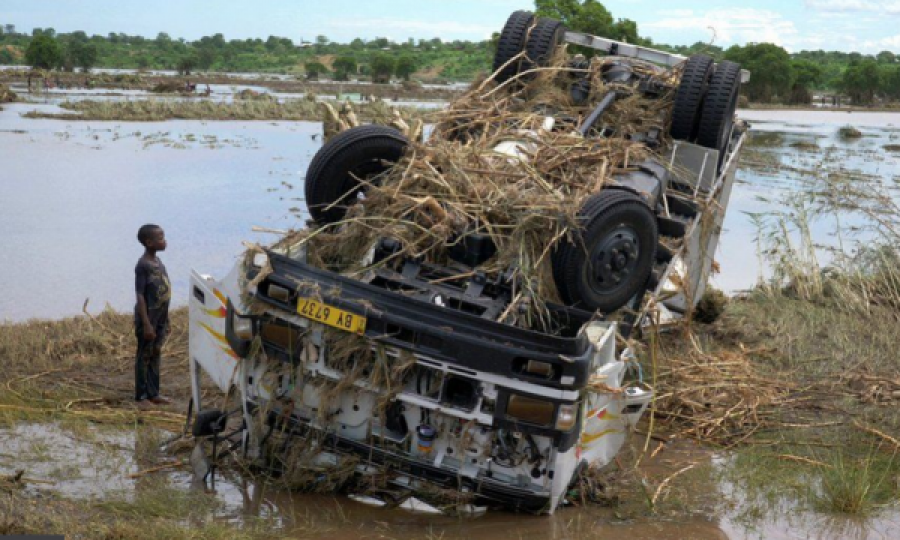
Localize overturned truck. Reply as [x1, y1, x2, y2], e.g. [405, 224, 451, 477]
[187, 11, 749, 514]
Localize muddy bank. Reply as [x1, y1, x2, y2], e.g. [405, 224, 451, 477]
[20, 98, 433, 123]
[0, 69, 465, 102]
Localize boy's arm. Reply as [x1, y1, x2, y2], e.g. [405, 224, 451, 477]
[135, 265, 156, 341]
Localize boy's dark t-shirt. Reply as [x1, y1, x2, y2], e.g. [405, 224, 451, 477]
[134, 258, 172, 332]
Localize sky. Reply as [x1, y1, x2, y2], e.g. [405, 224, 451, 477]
[3, 0, 900, 54]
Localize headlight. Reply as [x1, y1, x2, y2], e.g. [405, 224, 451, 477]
[267, 284, 290, 303]
[555, 404, 577, 431]
[506, 395, 555, 426]
[233, 315, 253, 340]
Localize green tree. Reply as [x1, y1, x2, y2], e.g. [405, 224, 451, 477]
[25, 35, 62, 69]
[136, 55, 151, 70]
[724, 43, 792, 102]
[332, 55, 358, 81]
[370, 54, 395, 83]
[155, 32, 172, 49]
[76, 42, 98, 72]
[304, 60, 328, 80]
[880, 65, 900, 101]
[876, 50, 895, 64]
[396, 55, 417, 81]
[177, 53, 198, 75]
[842, 58, 880, 104]
[788, 59, 822, 104]
[197, 47, 216, 70]
[315, 35, 329, 53]
[611, 18, 639, 43]
[535, 0, 614, 37]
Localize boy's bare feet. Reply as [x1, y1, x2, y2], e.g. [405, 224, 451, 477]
[136, 399, 154, 411]
[149, 395, 172, 405]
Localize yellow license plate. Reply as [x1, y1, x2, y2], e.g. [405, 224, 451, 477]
[296, 297, 366, 335]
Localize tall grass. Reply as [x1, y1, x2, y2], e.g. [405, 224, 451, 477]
[814, 448, 897, 515]
[751, 152, 900, 314]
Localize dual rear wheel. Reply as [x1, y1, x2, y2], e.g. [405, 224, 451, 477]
[671, 55, 743, 170]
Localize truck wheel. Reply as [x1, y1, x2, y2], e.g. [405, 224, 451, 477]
[697, 60, 742, 170]
[523, 18, 566, 75]
[493, 10, 535, 84]
[553, 190, 658, 313]
[305, 125, 409, 224]
[670, 54, 714, 142]
[193, 409, 226, 437]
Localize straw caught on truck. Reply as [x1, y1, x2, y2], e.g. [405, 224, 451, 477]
[186, 10, 749, 514]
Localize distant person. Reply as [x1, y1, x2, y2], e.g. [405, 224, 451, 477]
[134, 224, 172, 409]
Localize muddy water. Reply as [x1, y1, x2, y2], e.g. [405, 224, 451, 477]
[0, 102, 314, 321]
[2, 105, 900, 321]
[4, 422, 898, 539]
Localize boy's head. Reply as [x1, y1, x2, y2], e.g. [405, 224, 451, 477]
[137, 224, 166, 251]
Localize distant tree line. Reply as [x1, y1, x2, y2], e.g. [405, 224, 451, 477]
[2, 0, 899, 103]
[0, 25, 490, 81]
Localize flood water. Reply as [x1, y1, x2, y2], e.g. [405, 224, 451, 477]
[2, 422, 897, 539]
[2, 102, 900, 322]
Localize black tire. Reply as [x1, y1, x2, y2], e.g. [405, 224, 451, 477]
[493, 10, 535, 84]
[523, 18, 566, 75]
[670, 54, 714, 142]
[553, 190, 658, 313]
[697, 60, 742, 169]
[193, 409, 226, 437]
[305, 125, 409, 224]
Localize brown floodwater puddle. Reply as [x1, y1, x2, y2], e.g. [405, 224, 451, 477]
[1, 422, 898, 539]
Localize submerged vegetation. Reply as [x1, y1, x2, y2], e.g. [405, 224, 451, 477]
[0, 83, 15, 104]
[838, 125, 864, 139]
[21, 98, 431, 123]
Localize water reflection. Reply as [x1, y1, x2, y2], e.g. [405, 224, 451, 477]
[2, 420, 897, 539]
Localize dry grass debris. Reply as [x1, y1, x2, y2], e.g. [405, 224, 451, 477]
[0, 306, 191, 430]
[297, 55, 676, 330]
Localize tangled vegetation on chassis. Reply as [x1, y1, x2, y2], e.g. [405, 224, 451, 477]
[187, 10, 748, 514]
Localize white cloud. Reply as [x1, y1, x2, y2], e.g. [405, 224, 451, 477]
[862, 34, 900, 49]
[804, 0, 900, 13]
[332, 18, 497, 40]
[643, 8, 799, 49]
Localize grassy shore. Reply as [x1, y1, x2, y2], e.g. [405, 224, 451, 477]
[21, 98, 434, 123]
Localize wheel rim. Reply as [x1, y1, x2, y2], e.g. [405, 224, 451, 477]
[586, 225, 641, 296]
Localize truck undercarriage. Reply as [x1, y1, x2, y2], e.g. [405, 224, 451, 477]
[186, 11, 748, 515]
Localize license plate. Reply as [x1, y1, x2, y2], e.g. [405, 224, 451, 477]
[296, 297, 366, 335]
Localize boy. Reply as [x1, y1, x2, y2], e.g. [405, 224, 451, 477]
[135, 224, 172, 409]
